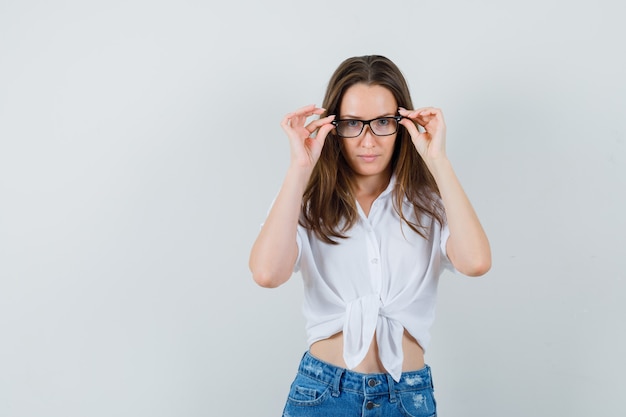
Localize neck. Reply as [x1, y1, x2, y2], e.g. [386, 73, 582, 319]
[353, 170, 392, 199]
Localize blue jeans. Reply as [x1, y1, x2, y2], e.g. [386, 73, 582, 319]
[282, 351, 437, 417]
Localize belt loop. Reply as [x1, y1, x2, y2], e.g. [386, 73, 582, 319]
[331, 368, 344, 397]
[428, 365, 434, 389]
[386, 374, 397, 403]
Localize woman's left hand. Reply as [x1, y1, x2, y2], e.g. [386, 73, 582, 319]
[400, 106, 491, 276]
[398, 107, 447, 166]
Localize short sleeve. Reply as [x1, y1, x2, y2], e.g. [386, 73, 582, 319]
[439, 220, 457, 273]
[293, 224, 303, 273]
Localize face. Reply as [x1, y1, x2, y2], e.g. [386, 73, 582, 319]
[338, 83, 398, 184]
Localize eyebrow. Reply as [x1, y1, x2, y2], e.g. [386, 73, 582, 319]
[340, 112, 397, 119]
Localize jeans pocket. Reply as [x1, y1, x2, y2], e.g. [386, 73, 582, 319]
[286, 373, 332, 407]
[397, 387, 437, 417]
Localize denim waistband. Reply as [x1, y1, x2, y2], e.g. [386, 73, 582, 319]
[297, 351, 433, 399]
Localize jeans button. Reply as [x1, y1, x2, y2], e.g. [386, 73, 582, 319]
[368, 379, 377, 387]
[366, 401, 375, 410]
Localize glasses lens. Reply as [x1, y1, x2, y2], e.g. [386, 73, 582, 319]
[370, 117, 398, 136]
[335, 117, 399, 137]
[336, 120, 364, 138]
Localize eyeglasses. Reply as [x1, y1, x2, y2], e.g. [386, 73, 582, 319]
[331, 116, 403, 138]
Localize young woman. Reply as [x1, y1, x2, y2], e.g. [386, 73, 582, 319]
[249, 55, 491, 417]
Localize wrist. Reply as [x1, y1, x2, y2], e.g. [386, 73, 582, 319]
[425, 156, 451, 178]
[286, 163, 314, 188]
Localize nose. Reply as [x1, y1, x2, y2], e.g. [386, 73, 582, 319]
[360, 125, 376, 147]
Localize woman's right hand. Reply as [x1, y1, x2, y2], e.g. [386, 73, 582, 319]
[280, 104, 335, 170]
[250, 105, 334, 288]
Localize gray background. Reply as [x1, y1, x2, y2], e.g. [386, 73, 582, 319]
[1, 0, 624, 416]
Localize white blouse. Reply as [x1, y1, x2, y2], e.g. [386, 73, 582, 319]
[294, 177, 454, 382]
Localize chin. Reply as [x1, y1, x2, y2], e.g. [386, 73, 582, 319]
[355, 168, 388, 178]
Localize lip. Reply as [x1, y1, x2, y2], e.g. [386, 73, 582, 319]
[359, 154, 379, 162]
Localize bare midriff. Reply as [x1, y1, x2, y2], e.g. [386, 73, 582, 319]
[309, 330, 425, 373]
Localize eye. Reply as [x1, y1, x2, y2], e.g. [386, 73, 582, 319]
[345, 120, 360, 127]
[375, 118, 390, 126]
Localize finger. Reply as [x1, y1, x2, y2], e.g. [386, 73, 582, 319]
[286, 104, 325, 120]
[401, 106, 441, 115]
[397, 108, 424, 132]
[313, 121, 336, 147]
[283, 105, 327, 131]
[409, 108, 444, 128]
[399, 117, 421, 139]
[305, 114, 335, 134]
[398, 107, 424, 122]
[413, 106, 435, 112]
[414, 107, 442, 119]
[398, 107, 413, 117]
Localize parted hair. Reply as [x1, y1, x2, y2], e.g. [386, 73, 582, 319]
[300, 55, 445, 244]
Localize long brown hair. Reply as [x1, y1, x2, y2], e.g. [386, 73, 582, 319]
[301, 55, 445, 244]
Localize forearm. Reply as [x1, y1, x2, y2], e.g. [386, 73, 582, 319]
[249, 165, 312, 287]
[428, 158, 491, 276]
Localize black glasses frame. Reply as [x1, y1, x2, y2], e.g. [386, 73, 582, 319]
[331, 115, 404, 138]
